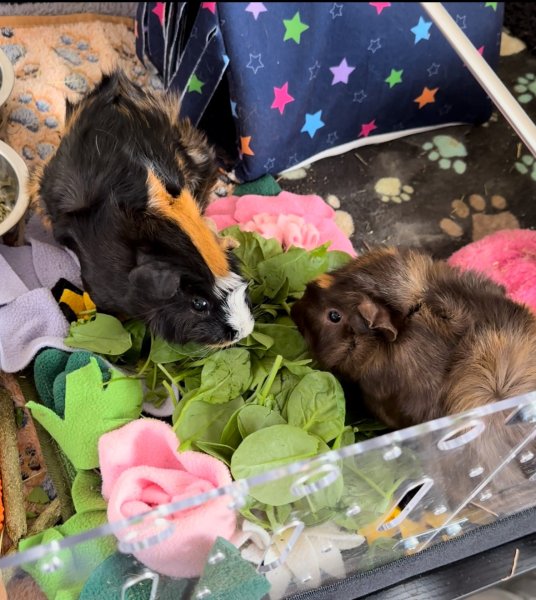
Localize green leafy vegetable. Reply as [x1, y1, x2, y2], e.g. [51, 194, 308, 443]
[148, 337, 206, 364]
[254, 322, 310, 362]
[196, 348, 251, 403]
[222, 226, 283, 280]
[57, 229, 395, 534]
[257, 243, 333, 296]
[332, 425, 357, 450]
[237, 404, 287, 438]
[194, 441, 235, 466]
[65, 314, 132, 356]
[230, 424, 331, 505]
[174, 396, 245, 451]
[332, 454, 411, 531]
[219, 406, 244, 449]
[286, 372, 346, 443]
[122, 320, 148, 363]
[326, 249, 353, 271]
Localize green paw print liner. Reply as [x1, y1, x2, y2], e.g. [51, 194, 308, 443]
[423, 135, 467, 174]
[514, 154, 536, 181]
[514, 73, 536, 104]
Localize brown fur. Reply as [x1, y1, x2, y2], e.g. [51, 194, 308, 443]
[292, 246, 536, 427]
[291, 247, 536, 510]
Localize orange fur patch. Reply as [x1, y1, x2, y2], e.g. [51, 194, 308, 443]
[315, 274, 335, 289]
[147, 170, 230, 277]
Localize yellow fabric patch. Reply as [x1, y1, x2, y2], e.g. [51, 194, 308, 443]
[59, 289, 97, 320]
[358, 507, 453, 552]
[83, 292, 96, 312]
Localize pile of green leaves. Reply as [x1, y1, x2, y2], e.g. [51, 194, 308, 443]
[66, 228, 393, 530]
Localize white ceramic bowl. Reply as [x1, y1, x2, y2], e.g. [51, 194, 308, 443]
[0, 46, 14, 112]
[0, 141, 29, 237]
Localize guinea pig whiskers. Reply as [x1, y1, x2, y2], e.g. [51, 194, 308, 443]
[207, 339, 240, 350]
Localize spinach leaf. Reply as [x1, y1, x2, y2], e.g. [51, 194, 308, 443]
[256, 244, 331, 296]
[175, 396, 245, 451]
[332, 455, 407, 530]
[353, 419, 390, 443]
[219, 405, 244, 449]
[269, 367, 303, 416]
[326, 250, 353, 271]
[121, 320, 147, 363]
[237, 404, 287, 438]
[194, 441, 235, 467]
[254, 323, 309, 362]
[286, 372, 346, 443]
[239, 330, 274, 352]
[149, 337, 206, 364]
[194, 348, 251, 404]
[332, 425, 356, 450]
[223, 226, 282, 281]
[65, 314, 132, 356]
[270, 277, 291, 305]
[231, 424, 329, 505]
[248, 355, 277, 394]
[183, 372, 202, 392]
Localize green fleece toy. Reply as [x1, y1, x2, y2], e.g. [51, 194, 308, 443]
[28, 351, 142, 470]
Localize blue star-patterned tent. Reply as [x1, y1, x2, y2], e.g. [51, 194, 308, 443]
[136, 2, 504, 182]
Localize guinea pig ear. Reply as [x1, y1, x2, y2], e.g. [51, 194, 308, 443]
[357, 298, 398, 342]
[128, 263, 181, 300]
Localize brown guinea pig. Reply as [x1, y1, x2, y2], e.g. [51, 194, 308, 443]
[291, 246, 536, 430]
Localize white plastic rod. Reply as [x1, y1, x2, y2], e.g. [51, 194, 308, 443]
[421, 2, 536, 158]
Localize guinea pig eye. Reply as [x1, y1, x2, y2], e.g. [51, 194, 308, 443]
[192, 297, 209, 312]
[328, 310, 342, 323]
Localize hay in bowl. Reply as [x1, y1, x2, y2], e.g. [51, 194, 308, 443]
[0, 141, 29, 237]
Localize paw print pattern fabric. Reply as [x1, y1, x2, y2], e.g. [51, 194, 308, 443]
[0, 19, 159, 168]
[137, 2, 505, 182]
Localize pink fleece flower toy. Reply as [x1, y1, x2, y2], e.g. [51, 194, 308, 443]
[98, 419, 236, 578]
[205, 191, 357, 256]
[448, 229, 536, 314]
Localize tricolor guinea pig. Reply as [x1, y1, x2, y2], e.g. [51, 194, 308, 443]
[29, 70, 254, 347]
[291, 246, 536, 429]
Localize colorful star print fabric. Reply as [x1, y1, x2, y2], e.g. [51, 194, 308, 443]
[136, 2, 504, 182]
